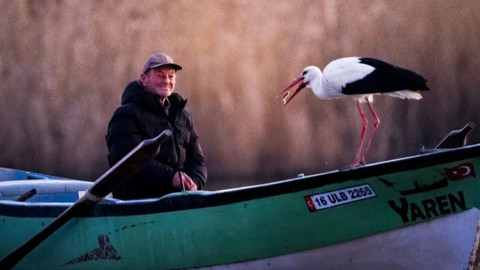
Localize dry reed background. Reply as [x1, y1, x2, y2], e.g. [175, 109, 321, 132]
[1, 0, 479, 190]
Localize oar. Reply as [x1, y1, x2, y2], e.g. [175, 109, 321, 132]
[0, 129, 172, 269]
[16, 188, 37, 202]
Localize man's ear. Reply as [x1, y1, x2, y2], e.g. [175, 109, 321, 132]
[140, 73, 147, 85]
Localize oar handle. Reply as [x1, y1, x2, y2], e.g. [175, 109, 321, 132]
[0, 129, 172, 269]
[16, 188, 37, 202]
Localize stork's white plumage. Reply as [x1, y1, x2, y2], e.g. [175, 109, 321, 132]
[281, 57, 429, 168]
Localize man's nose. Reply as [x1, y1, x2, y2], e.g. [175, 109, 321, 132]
[160, 74, 170, 82]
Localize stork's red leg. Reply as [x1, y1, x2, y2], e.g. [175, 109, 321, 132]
[351, 100, 368, 167]
[361, 99, 381, 163]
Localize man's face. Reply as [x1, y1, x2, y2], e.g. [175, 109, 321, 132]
[141, 66, 176, 99]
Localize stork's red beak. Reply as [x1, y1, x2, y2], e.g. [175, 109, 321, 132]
[280, 76, 306, 105]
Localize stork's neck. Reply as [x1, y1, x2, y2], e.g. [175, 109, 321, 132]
[307, 67, 325, 99]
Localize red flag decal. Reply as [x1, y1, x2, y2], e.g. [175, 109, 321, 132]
[304, 196, 317, 212]
[445, 163, 476, 181]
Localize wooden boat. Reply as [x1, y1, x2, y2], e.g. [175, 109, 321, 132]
[1, 133, 480, 269]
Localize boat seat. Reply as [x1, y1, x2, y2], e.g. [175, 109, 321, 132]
[0, 180, 92, 202]
[0, 167, 68, 181]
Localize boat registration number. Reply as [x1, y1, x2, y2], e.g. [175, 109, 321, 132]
[305, 184, 377, 212]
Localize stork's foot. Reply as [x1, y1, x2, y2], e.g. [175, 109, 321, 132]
[353, 158, 367, 167]
[340, 160, 366, 171]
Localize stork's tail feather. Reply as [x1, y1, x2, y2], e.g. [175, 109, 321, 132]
[387, 90, 423, 100]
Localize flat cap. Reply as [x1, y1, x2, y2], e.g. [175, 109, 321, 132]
[142, 53, 182, 74]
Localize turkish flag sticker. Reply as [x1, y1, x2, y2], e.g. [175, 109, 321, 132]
[304, 196, 317, 212]
[445, 163, 476, 181]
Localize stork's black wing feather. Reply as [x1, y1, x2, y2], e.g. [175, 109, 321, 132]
[342, 57, 429, 95]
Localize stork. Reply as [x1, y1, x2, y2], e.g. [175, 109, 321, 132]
[280, 57, 429, 168]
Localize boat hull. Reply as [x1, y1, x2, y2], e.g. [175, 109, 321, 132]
[1, 144, 480, 269]
[197, 208, 479, 270]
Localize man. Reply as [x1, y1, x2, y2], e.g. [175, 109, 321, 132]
[106, 53, 207, 199]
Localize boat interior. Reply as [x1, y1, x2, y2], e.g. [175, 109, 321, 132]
[0, 167, 93, 203]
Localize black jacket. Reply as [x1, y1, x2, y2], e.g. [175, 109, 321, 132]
[106, 80, 207, 199]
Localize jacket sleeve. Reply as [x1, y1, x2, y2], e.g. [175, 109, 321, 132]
[183, 119, 208, 189]
[106, 106, 176, 189]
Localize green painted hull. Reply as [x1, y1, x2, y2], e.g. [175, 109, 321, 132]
[1, 144, 480, 269]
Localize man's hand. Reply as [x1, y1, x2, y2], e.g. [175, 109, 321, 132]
[172, 171, 197, 191]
